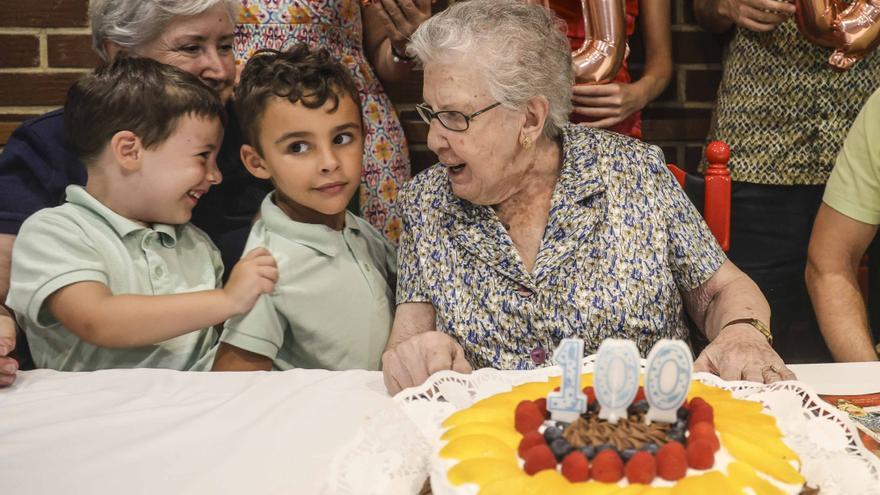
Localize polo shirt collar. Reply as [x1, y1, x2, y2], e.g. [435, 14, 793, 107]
[64, 185, 181, 246]
[260, 192, 360, 257]
[438, 123, 606, 220]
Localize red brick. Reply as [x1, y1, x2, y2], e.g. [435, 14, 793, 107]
[684, 69, 722, 102]
[673, 31, 726, 64]
[642, 108, 713, 141]
[0, 0, 89, 27]
[0, 73, 83, 107]
[0, 35, 40, 68]
[48, 35, 101, 68]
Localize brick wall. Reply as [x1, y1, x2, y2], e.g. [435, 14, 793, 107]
[0, 0, 726, 174]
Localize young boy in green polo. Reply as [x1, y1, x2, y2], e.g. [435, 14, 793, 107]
[211, 46, 396, 372]
[5, 58, 277, 371]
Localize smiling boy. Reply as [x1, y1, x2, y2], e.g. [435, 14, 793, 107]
[212, 46, 396, 372]
[5, 58, 277, 371]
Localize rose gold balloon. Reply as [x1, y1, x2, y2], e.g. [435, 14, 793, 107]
[794, 0, 880, 69]
[526, 0, 626, 84]
[794, 0, 842, 48]
[829, 0, 880, 69]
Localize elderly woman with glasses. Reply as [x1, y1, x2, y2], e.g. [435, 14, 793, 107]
[382, 0, 794, 394]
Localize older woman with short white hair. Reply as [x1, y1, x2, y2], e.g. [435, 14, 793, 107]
[0, 0, 272, 385]
[382, 0, 793, 393]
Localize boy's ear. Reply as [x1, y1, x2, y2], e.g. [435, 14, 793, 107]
[110, 130, 143, 172]
[240, 144, 272, 180]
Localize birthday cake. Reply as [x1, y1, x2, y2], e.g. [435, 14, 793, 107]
[431, 340, 817, 494]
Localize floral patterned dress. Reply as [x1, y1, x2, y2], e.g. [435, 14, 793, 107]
[235, 0, 410, 242]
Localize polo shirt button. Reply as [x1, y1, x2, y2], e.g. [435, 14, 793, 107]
[364, 264, 371, 272]
[530, 346, 546, 365]
[154, 266, 163, 276]
[516, 285, 533, 298]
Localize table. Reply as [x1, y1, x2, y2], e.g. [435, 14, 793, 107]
[1, 363, 877, 495]
[0, 368, 395, 495]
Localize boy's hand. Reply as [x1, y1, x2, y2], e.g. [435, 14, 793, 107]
[223, 247, 278, 315]
[0, 315, 17, 387]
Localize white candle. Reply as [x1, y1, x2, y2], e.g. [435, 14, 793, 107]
[547, 338, 587, 423]
[594, 339, 640, 424]
[644, 339, 693, 424]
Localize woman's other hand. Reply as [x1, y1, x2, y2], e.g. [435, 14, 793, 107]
[382, 331, 472, 395]
[695, 323, 796, 383]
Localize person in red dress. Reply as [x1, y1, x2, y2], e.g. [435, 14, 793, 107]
[560, 0, 672, 139]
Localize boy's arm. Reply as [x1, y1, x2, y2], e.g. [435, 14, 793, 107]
[45, 247, 277, 348]
[212, 342, 273, 371]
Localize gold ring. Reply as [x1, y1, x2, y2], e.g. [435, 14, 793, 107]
[761, 364, 781, 375]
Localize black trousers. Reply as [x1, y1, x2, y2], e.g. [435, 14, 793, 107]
[727, 182, 833, 363]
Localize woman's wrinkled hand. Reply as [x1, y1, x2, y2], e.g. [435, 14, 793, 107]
[571, 82, 646, 129]
[382, 331, 472, 395]
[370, 0, 432, 55]
[695, 323, 796, 383]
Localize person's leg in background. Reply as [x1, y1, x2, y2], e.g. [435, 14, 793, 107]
[728, 182, 832, 363]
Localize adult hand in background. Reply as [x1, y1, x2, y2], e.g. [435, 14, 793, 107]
[717, 0, 796, 32]
[382, 330, 472, 395]
[572, 82, 647, 129]
[695, 323, 797, 383]
[369, 0, 433, 54]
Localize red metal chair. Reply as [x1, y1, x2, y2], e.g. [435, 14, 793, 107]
[667, 141, 731, 252]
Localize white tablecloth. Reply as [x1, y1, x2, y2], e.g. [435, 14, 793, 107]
[1, 363, 877, 494]
[0, 368, 395, 495]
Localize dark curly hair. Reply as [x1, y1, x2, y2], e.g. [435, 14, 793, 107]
[65, 57, 226, 166]
[235, 45, 362, 154]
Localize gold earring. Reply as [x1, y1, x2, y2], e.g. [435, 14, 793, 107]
[521, 136, 533, 149]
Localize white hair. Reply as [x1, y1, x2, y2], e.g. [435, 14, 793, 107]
[408, 0, 574, 138]
[89, 0, 238, 61]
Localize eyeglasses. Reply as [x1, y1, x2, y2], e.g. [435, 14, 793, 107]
[414, 101, 502, 132]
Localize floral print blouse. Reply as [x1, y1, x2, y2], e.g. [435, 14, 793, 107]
[397, 124, 726, 369]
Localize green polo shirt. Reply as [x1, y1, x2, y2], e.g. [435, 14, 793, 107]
[219, 193, 396, 371]
[6, 185, 221, 371]
[825, 87, 880, 224]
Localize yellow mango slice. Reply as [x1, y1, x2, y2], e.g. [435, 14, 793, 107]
[728, 461, 787, 495]
[672, 471, 741, 495]
[561, 481, 623, 495]
[609, 485, 650, 495]
[641, 487, 674, 495]
[519, 469, 569, 495]
[440, 434, 516, 462]
[721, 433, 805, 485]
[710, 398, 765, 415]
[443, 406, 512, 428]
[447, 457, 521, 486]
[720, 428, 800, 466]
[442, 422, 520, 446]
[715, 416, 782, 438]
[477, 474, 529, 495]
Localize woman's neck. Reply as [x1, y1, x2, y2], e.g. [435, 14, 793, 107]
[492, 136, 562, 228]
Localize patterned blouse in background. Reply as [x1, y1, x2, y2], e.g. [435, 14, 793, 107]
[235, 0, 410, 242]
[397, 124, 727, 370]
[705, 20, 880, 186]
